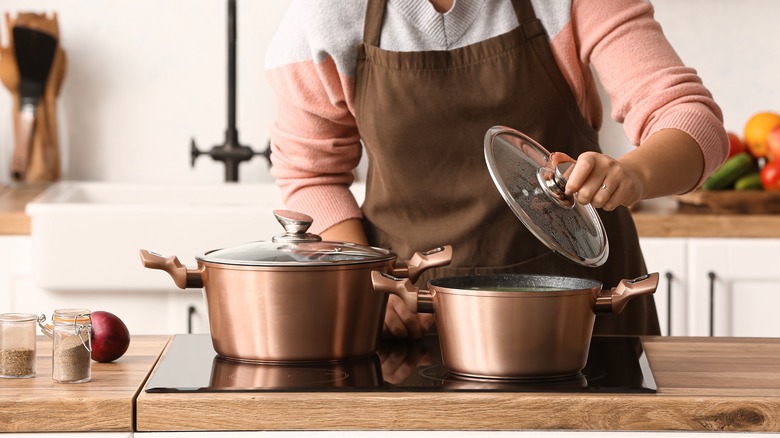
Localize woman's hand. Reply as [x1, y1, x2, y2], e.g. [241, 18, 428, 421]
[383, 295, 435, 339]
[551, 151, 644, 211]
[550, 129, 710, 207]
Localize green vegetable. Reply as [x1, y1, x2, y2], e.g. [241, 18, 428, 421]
[702, 152, 755, 190]
[734, 171, 763, 190]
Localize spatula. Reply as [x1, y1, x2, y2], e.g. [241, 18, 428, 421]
[10, 26, 57, 181]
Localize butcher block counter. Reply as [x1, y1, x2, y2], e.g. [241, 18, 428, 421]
[3, 334, 780, 433]
[0, 335, 168, 433]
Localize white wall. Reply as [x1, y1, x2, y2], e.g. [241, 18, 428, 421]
[0, 0, 776, 184]
[0, 0, 289, 184]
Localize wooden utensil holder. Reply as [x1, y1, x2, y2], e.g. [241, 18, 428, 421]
[0, 12, 66, 182]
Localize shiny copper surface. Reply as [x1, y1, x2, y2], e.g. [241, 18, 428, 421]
[372, 272, 658, 379]
[141, 246, 452, 362]
[209, 355, 382, 389]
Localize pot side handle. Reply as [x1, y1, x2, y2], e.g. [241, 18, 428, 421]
[595, 272, 659, 315]
[392, 245, 453, 283]
[371, 271, 434, 314]
[139, 249, 204, 289]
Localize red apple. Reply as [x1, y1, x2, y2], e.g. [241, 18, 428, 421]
[90, 311, 131, 363]
[766, 125, 780, 162]
[727, 131, 745, 158]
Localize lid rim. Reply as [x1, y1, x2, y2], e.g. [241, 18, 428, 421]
[195, 253, 397, 267]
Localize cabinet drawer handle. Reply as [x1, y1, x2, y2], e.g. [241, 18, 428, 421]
[188, 305, 197, 334]
[665, 271, 673, 336]
[708, 271, 716, 337]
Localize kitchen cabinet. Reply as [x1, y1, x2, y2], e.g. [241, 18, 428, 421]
[640, 237, 780, 337]
[688, 238, 780, 337]
[0, 236, 209, 335]
[638, 238, 688, 336]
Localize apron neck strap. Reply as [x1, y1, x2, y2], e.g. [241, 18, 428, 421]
[363, 0, 386, 46]
[363, 0, 539, 46]
[511, 0, 539, 24]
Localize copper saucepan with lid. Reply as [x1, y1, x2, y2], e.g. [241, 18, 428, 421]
[372, 125, 658, 379]
[140, 210, 452, 363]
[372, 271, 658, 379]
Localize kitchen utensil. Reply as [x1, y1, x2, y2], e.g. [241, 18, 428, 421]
[140, 209, 452, 363]
[27, 15, 65, 182]
[372, 271, 658, 379]
[0, 14, 19, 93]
[484, 125, 608, 267]
[10, 26, 57, 181]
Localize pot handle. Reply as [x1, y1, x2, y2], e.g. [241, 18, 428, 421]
[139, 249, 204, 289]
[595, 272, 659, 315]
[371, 271, 434, 314]
[391, 245, 453, 283]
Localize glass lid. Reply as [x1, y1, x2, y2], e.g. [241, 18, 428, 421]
[197, 210, 395, 266]
[483, 126, 608, 267]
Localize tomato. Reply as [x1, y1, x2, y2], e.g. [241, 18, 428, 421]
[760, 160, 780, 191]
[727, 131, 745, 158]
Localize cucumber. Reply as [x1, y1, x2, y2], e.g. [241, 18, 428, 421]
[702, 152, 755, 190]
[734, 171, 763, 190]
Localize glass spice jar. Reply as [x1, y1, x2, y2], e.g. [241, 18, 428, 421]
[39, 309, 92, 383]
[0, 313, 41, 378]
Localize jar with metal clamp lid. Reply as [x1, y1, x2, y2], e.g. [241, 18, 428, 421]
[0, 313, 42, 378]
[39, 309, 92, 383]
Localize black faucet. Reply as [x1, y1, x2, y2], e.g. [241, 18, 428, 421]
[191, 0, 271, 182]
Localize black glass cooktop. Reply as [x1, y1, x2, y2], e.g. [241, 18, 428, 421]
[145, 334, 656, 394]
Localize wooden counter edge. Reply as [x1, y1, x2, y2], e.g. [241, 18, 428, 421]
[136, 391, 780, 432]
[0, 334, 169, 433]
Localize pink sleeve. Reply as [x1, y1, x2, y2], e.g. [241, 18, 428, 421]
[266, 56, 363, 234]
[571, 0, 728, 188]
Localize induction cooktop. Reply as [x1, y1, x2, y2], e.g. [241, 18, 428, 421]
[145, 334, 656, 394]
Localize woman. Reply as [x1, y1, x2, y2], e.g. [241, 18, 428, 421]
[265, 0, 728, 338]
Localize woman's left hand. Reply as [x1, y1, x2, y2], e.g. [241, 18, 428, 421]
[551, 151, 644, 211]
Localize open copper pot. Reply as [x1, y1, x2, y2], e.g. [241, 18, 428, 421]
[372, 271, 658, 379]
[140, 210, 452, 363]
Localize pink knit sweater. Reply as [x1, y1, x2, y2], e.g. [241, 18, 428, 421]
[265, 0, 728, 233]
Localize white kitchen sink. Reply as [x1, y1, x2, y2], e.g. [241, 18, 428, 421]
[26, 181, 365, 291]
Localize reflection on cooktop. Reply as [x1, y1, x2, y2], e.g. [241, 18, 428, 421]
[145, 334, 656, 393]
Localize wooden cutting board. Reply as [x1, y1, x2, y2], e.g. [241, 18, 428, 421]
[676, 190, 780, 214]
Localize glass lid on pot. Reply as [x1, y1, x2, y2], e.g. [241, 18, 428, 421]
[197, 210, 395, 266]
[483, 126, 608, 267]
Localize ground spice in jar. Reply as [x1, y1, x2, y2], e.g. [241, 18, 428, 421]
[53, 334, 91, 383]
[0, 348, 35, 377]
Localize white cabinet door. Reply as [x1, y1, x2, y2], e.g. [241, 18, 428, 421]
[639, 238, 688, 336]
[688, 238, 780, 337]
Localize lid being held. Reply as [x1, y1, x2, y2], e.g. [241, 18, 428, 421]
[197, 210, 395, 266]
[484, 126, 608, 267]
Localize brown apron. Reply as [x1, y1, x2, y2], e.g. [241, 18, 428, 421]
[354, 0, 660, 335]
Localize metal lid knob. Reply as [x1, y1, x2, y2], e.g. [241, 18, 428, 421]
[272, 210, 322, 243]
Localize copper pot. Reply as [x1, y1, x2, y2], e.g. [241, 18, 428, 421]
[372, 271, 658, 379]
[140, 210, 452, 363]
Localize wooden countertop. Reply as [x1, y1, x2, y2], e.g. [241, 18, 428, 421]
[0, 335, 169, 433]
[2, 334, 780, 432]
[0, 184, 48, 235]
[631, 197, 780, 238]
[4, 184, 780, 238]
[136, 336, 780, 433]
